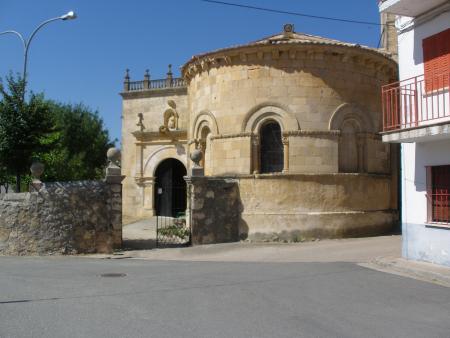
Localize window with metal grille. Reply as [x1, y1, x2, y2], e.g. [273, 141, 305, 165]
[426, 165, 450, 224]
[422, 28, 450, 92]
[260, 121, 283, 173]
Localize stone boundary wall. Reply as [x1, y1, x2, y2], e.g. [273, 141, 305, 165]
[0, 179, 123, 255]
[186, 177, 240, 245]
[187, 173, 398, 244]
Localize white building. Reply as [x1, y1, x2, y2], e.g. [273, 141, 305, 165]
[379, 0, 450, 266]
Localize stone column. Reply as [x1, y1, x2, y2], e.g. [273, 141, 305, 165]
[105, 148, 125, 249]
[142, 177, 155, 216]
[252, 135, 260, 174]
[282, 136, 289, 173]
[199, 140, 206, 169]
[356, 134, 366, 173]
[135, 143, 144, 178]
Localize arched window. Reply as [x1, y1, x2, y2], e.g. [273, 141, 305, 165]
[260, 121, 283, 173]
[339, 120, 360, 173]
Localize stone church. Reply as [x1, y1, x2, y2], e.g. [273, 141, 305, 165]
[121, 24, 399, 241]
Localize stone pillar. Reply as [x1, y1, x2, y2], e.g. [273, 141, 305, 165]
[105, 148, 125, 249]
[142, 177, 155, 216]
[184, 176, 240, 245]
[252, 135, 260, 174]
[136, 143, 144, 178]
[282, 136, 289, 173]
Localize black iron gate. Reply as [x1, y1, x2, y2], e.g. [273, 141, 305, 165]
[156, 214, 191, 247]
[154, 158, 190, 247]
[154, 159, 187, 217]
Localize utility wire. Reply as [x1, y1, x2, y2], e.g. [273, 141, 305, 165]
[200, 0, 394, 27]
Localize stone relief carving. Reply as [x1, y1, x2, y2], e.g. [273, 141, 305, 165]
[159, 100, 179, 133]
[136, 113, 145, 132]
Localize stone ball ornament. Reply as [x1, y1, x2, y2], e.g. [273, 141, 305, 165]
[107, 147, 121, 166]
[30, 161, 45, 180]
[190, 148, 203, 168]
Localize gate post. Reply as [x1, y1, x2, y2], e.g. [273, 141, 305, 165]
[105, 148, 125, 249]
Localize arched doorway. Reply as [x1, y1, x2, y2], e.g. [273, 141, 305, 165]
[260, 121, 284, 173]
[154, 158, 187, 217]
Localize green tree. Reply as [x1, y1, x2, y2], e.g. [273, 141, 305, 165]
[0, 74, 115, 190]
[39, 101, 115, 181]
[0, 74, 53, 192]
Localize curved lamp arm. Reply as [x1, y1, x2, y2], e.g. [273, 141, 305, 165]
[0, 30, 26, 50]
[0, 11, 76, 100]
[24, 16, 66, 81]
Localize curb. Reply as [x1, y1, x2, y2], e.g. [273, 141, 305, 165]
[363, 256, 450, 288]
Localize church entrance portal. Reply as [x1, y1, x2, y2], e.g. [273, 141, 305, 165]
[154, 158, 187, 217]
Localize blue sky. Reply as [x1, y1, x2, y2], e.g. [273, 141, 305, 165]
[0, 0, 382, 146]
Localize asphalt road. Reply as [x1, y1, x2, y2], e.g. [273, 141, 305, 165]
[1, 257, 450, 338]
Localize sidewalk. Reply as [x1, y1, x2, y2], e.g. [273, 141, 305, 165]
[363, 256, 450, 288]
[108, 235, 402, 263]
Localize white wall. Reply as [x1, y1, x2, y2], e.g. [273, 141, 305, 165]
[402, 139, 450, 266]
[397, 9, 450, 80]
[402, 140, 450, 225]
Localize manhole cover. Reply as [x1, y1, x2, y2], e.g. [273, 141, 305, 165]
[100, 273, 127, 278]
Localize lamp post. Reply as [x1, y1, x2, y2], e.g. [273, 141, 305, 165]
[0, 10, 77, 100]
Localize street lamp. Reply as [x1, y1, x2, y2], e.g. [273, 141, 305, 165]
[0, 10, 77, 100]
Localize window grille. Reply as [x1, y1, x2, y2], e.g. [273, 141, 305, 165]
[427, 165, 450, 224]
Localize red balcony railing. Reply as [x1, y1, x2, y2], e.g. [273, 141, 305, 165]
[382, 72, 450, 131]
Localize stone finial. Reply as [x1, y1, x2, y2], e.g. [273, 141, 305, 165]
[30, 161, 44, 191]
[123, 69, 130, 91]
[190, 148, 203, 168]
[106, 148, 123, 183]
[189, 148, 204, 177]
[283, 23, 294, 38]
[143, 69, 150, 89]
[166, 64, 173, 86]
[107, 147, 121, 168]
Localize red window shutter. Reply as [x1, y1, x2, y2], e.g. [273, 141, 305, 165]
[431, 165, 450, 223]
[423, 29, 450, 92]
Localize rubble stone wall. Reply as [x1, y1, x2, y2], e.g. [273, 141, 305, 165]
[0, 180, 122, 255]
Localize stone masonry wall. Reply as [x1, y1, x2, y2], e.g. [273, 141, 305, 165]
[186, 177, 241, 245]
[0, 180, 122, 255]
[187, 173, 398, 244]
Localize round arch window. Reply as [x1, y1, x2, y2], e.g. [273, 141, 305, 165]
[260, 121, 283, 173]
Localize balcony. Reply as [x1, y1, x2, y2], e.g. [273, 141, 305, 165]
[120, 66, 187, 99]
[382, 72, 450, 142]
[379, 0, 448, 17]
[125, 77, 186, 92]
